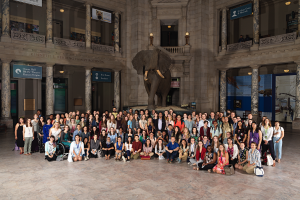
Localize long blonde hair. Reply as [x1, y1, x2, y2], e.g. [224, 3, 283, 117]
[52, 122, 61, 129]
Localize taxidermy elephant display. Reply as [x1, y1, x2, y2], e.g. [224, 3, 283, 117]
[132, 48, 172, 110]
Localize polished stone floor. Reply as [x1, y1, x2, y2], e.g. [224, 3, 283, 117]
[0, 124, 299, 200]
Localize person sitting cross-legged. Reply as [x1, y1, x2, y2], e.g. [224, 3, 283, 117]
[165, 136, 180, 163]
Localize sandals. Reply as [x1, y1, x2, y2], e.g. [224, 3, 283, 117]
[208, 169, 211, 173]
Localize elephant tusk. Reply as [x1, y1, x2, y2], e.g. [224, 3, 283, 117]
[144, 71, 148, 81]
[156, 70, 165, 79]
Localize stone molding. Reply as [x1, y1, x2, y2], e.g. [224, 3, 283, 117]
[227, 40, 252, 52]
[92, 43, 114, 53]
[53, 37, 86, 50]
[11, 31, 45, 44]
[260, 32, 297, 47]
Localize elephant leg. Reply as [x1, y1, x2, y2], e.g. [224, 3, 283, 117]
[157, 95, 162, 107]
[148, 78, 160, 110]
[162, 94, 167, 107]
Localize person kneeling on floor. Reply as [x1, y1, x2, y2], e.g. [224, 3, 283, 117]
[45, 135, 57, 162]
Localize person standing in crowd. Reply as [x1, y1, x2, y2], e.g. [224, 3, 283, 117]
[93, 114, 100, 129]
[108, 127, 117, 144]
[166, 114, 174, 127]
[52, 114, 60, 124]
[200, 121, 210, 141]
[261, 118, 276, 167]
[43, 119, 52, 144]
[191, 127, 198, 140]
[211, 136, 220, 153]
[90, 126, 99, 140]
[232, 117, 238, 137]
[273, 121, 284, 163]
[174, 115, 185, 132]
[224, 137, 238, 169]
[165, 136, 180, 163]
[203, 136, 210, 149]
[23, 119, 34, 155]
[212, 144, 229, 175]
[112, 107, 118, 118]
[128, 115, 133, 130]
[38, 116, 45, 152]
[172, 126, 182, 144]
[243, 142, 261, 174]
[131, 113, 140, 135]
[31, 114, 40, 152]
[64, 113, 70, 127]
[247, 122, 262, 150]
[198, 114, 210, 133]
[59, 118, 65, 131]
[15, 117, 25, 154]
[121, 116, 128, 132]
[79, 117, 85, 128]
[61, 125, 71, 148]
[207, 112, 215, 128]
[100, 115, 107, 131]
[123, 136, 133, 162]
[234, 120, 246, 147]
[235, 142, 248, 170]
[81, 126, 90, 143]
[210, 121, 222, 142]
[184, 114, 193, 133]
[114, 136, 124, 161]
[221, 117, 233, 142]
[107, 115, 117, 133]
[131, 135, 142, 160]
[69, 118, 77, 136]
[45, 135, 57, 162]
[139, 115, 147, 132]
[182, 128, 190, 145]
[73, 124, 82, 141]
[155, 112, 166, 136]
[198, 145, 217, 172]
[49, 122, 61, 142]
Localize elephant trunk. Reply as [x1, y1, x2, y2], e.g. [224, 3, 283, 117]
[144, 71, 148, 81]
[156, 69, 165, 79]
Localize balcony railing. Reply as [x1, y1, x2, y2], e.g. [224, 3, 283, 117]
[227, 40, 252, 52]
[260, 32, 297, 47]
[92, 43, 114, 53]
[11, 31, 45, 44]
[53, 37, 85, 50]
[163, 46, 185, 54]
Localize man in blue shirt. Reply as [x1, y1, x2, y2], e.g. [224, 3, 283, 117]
[165, 136, 180, 163]
[73, 124, 82, 141]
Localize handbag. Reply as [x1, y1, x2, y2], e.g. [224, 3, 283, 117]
[140, 155, 151, 160]
[254, 166, 264, 177]
[224, 164, 235, 175]
[97, 150, 101, 159]
[267, 154, 273, 166]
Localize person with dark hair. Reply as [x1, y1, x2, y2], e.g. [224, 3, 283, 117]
[165, 136, 180, 163]
[235, 142, 248, 169]
[191, 127, 198, 140]
[247, 122, 262, 150]
[90, 126, 99, 140]
[83, 137, 90, 161]
[177, 139, 189, 163]
[90, 134, 100, 158]
[224, 137, 238, 169]
[243, 142, 261, 174]
[102, 137, 114, 160]
[45, 135, 57, 161]
[234, 121, 246, 147]
[73, 124, 82, 141]
[261, 118, 276, 167]
[15, 117, 25, 154]
[108, 127, 117, 144]
[61, 125, 71, 148]
[140, 138, 154, 157]
[155, 112, 166, 136]
[172, 126, 182, 144]
[123, 136, 133, 162]
[198, 145, 217, 172]
[71, 134, 83, 162]
[161, 130, 169, 146]
[154, 139, 166, 159]
[203, 136, 210, 149]
[43, 118, 52, 144]
[212, 144, 229, 175]
[23, 119, 34, 155]
[188, 137, 196, 163]
[174, 115, 185, 132]
[238, 35, 245, 43]
[200, 120, 210, 141]
[131, 135, 142, 159]
[211, 136, 220, 153]
[190, 140, 206, 169]
[114, 136, 124, 161]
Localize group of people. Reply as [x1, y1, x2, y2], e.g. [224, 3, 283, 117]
[14, 108, 284, 175]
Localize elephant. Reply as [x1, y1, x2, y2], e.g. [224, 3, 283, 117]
[132, 48, 172, 110]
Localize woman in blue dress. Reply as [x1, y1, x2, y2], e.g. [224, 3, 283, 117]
[43, 118, 52, 144]
[72, 134, 83, 162]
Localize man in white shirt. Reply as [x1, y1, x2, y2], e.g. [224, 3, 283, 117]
[197, 114, 210, 133]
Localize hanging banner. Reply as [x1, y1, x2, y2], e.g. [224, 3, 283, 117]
[230, 3, 252, 20]
[14, 0, 42, 7]
[92, 71, 111, 82]
[92, 8, 112, 23]
[13, 64, 42, 79]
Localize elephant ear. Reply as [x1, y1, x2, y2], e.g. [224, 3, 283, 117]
[157, 49, 172, 74]
[132, 50, 146, 75]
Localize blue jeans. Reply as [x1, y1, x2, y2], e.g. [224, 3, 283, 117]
[126, 150, 131, 158]
[166, 151, 178, 160]
[273, 137, 282, 159]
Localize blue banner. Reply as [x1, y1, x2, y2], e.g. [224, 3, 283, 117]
[230, 3, 252, 20]
[92, 71, 111, 82]
[13, 64, 42, 79]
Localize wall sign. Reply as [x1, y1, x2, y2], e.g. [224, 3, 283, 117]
[92, 71, 111, 82]
[92, 8, 112, 23]
[13, 64, 42, 79]
[14, 0, 42, 7]
[230, 3, 252, 20]
[171, 81, 180, 88]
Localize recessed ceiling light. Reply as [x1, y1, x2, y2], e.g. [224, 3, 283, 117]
[59, 71, 64, 74]
[168, 25, 171, 28]
[284, 69, 289, 73]
[60, 9, 64, 13]
[248, 72, 252, 75]
[285, 1, 291, 5]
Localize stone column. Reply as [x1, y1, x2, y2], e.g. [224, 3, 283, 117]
[46, 64, 54, 116]
[1, 0, 10, 42]
[252, 0, 260, 50]
[85, 3, 91, 50]
[220, 69, 227, 114]
[85, 67, 92, 112]
[251, 65, 260, 122]
[221, 8, 227, 54]
[114, 11, 120, 52]
[293, 63, 300, 129]
[1, 59, 11, 119]
[114, 70, 120, 111]
[46, 0, 53, 44]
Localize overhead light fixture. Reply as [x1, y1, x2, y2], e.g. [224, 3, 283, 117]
[186, 32, 189, 36]
[59, 71, 64, 74]
[60, 9, 64, 13]
[285, 1, 291, 5]
[248, 72, 252, 75]
[284, 69, 289, 73]
[168, 25, 171, 28]
[150, 33, 153, 37]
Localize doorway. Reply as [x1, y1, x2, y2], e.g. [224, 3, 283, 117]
[53, 19, 63, 38]
[167, 78, 180, 106]
[160, 20, 178, 46]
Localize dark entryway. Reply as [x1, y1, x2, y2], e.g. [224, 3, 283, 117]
[160, 19, 178, 46]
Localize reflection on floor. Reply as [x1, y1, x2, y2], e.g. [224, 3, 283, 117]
[0, 124, 299, 199]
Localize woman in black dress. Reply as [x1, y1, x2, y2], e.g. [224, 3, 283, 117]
[15, 117, 25, 154]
